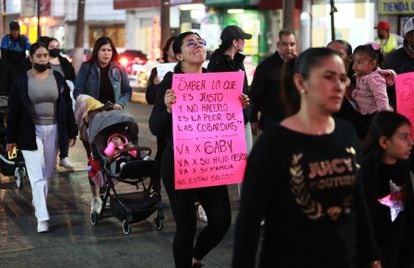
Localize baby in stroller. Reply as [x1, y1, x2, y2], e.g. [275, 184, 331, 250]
[75, 95, 163, 234]
[0, 95, 26, 188]
[104, 133, 137, 174]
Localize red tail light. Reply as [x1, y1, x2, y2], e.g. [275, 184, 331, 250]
[119, 57, 128, 66]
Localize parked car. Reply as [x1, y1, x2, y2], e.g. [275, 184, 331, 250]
[118, 50, 149, 89]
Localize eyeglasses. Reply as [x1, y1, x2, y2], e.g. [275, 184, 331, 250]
[185, 39, 207, 48]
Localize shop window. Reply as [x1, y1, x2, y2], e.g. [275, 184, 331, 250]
[89, 25, 125, 48]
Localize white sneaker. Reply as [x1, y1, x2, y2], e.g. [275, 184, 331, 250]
[90, 196, 103, 213]
[197, 204, 208, 223]
[59, 157, 74, 169]
[37, 221, 49, 233]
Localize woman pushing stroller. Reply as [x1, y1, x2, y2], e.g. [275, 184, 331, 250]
[74, 36, 131, 213]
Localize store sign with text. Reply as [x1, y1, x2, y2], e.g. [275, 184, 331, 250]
[379, 0, 414, 14]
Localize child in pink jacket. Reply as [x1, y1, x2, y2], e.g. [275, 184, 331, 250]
[351, 43, 396, 138]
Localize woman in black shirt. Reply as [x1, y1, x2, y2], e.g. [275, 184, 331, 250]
[233, 47, 381, 268]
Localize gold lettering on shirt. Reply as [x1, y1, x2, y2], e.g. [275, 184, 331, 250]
[308, 158, 353, 179]
[289, 147, 357, 221]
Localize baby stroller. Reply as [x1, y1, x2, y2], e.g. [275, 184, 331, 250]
[88, 109, 164, 235]
[0, 95, 26, 189]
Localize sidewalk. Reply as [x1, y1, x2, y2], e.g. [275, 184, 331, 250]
[0, 167, 240, 268]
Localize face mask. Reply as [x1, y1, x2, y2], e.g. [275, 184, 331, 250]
[33, 63, 49, 72]
[49, 48, 60, 58]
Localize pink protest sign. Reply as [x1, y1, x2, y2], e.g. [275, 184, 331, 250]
[171, 72, 247, 190]
[396, 72, 414, 139]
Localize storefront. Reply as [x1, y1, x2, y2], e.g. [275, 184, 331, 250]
[203, 0, 266, 63]
[309, 0, 376, 49]
[378, 0, 414, 35]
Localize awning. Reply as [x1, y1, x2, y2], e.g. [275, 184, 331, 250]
[259, 0, 302, 9]
[114, 0, 203, 9]
[113, 0, 160, 9]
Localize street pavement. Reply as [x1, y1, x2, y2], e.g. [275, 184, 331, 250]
[0, 95, 241, 268]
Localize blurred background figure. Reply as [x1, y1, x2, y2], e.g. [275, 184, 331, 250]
[383, 16, 414, 110]
[47, 37, 76, 169]
[0, 20, 31, 74]
[249, 30, 297, 134]
[146, 35, 177, 104]
[374, 21, 403, 63]
[327, 39, 361, 130]
[207, 25, 252, 147]
[207, 24, 253, 198]
[145, 35, 177, 203]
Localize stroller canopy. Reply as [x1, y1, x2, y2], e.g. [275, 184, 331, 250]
[88, 110, 138, 145]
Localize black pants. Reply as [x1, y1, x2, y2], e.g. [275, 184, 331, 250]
[82, 140, 95, 186]
[153, 134, 166, 194]
[59, 140, 69, 159]
[161, 147, 231, 268]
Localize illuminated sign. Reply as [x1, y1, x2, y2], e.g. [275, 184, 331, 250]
[379, 0, 414, 14]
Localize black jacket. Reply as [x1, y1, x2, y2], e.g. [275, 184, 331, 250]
[359, 157, 414, 267]
[0, 58, 15, 95]
[145, 67, 159, 105]
[57, 55, 76, 83]
[383, 46, 414, 109]
[207, 51, 251, 124]
[6, 70, 78, 150]
[249, 51, 286, 123]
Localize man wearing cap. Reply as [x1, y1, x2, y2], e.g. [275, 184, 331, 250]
[207, 25, 252, 127]
[1, 20, 31, 73]
[384, 16, 414, 109]
[249, 29, 297, 133]
[374, 21, 403, 60]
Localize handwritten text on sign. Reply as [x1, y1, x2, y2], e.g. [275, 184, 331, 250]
[396, 72, 414, 140]
[172, 72, 247, 190]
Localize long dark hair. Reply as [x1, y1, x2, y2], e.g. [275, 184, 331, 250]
[162, 36, 177, 63]
[362, 111, 411, 161]
[87, 36, 119, 64]
[281, 47, 340, 116]
[215, 39, 233, 54]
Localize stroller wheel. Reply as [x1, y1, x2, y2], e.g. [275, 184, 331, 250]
[90, 211, 99, 226]
[154, 216, 164, 231]
[121, 219, 132, 235]
[14, 167, 25, 189]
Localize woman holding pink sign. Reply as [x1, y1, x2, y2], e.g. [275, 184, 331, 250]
[149, 31, 249, 268]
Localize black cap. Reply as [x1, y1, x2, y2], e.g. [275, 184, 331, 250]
[9, 21, 20, 31]
[220, 25, 252, 42]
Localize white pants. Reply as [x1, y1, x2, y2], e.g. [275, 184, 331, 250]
[22, 124, 59, 221]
